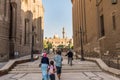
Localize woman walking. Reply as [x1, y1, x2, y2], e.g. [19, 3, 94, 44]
[41, 53, 49, 80]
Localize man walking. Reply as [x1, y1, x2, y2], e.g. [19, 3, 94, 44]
[65, 49, 73, 66]
[54, 50, 63, 80]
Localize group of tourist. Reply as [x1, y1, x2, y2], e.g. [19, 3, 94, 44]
[40, 49, 73, 80]
[40, 50, 63, 80]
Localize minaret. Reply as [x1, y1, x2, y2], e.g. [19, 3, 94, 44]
[62, 27, 65, 39]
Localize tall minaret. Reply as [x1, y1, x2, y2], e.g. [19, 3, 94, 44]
[62, 27, 65, 39]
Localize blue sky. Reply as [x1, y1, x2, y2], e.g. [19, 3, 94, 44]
[42, 0, 72, 38]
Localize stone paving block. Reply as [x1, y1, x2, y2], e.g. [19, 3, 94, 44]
[61, 73, 89, 80]
[11, 73, 27, 79]
[0, 74, 15, 80]
[95, 72, 120, 80]
[0, 62, 8, 69]
[19, 73, 42, 80]
[84, 72, 97, 77]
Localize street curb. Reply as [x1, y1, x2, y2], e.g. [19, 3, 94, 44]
[0, 56, 39, 76]
[85, 57, 120, 78]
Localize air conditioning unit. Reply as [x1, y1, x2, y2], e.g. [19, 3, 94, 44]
[112, 0, 117, 4]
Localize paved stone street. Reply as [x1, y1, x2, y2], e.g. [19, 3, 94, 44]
[0, 54, 120, 80]
[0, 62, 8, 69]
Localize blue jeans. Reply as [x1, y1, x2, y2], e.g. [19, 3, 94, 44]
[41, 64, 49, 80]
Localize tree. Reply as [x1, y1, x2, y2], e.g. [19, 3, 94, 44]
[57, 45, 65, 48]
[43, 40, 48, 49]
[43, 41, 53, 49]
[47, 42, 52, 49]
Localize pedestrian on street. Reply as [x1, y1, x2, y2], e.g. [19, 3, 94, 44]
[41, 49, 46, 57]
[48, 60, 56, 80]
[54, 50, 63, 80]
[53, 48, 55, 54]
[65, 49, 73, 66]
[41, 53, 49, 80]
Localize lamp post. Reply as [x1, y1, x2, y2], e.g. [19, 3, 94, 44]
[31, 26, 34, 61]
[80, 26, 85, 61]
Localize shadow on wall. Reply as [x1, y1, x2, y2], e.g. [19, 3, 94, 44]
[18, 9, 44, 57]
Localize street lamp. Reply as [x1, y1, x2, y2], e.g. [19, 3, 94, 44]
[80, 26, 85, 61]
[31, 26, 34, 61]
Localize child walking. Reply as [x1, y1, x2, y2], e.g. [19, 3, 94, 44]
[48, 60, 56, 80]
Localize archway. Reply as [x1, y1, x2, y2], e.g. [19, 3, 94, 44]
[9, 3, 17, 59]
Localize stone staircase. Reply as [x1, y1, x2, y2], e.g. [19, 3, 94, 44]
[62, 64, 102, 73]
[9, 64, 41, 73]
[9, 60, 102, 74]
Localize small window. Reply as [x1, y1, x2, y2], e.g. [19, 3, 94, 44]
[112, 0, 117, 4]
[100, 15, 105, 37]
[20, 35, 22, 44]
[112, 15, 116, 30]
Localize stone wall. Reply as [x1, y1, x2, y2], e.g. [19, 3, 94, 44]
[0, 0, 44, 61]
[72, 0, 120, 57]
[0, 0, 10, 61]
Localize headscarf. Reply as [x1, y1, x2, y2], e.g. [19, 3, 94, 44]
[43, 53, 47, 57]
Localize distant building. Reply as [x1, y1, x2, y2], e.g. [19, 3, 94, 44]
[71, 0, 120, 57]
[0, 0, 44, 61]
[44, 28, 73, 50]
[45, 35, 73, 49]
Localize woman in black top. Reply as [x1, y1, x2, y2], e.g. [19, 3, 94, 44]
[41, 53, 49, 80]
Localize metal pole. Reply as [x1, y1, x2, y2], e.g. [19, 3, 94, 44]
[31, 26, 34, 61]
[80, 26, 85, 61]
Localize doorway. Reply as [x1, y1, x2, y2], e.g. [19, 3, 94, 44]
[9, 3, 17, 59]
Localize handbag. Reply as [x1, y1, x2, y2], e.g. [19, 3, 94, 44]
[39, 63, 41, 67]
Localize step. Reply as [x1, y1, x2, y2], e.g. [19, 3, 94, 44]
[12, 66, 100, 70]
[9, 70, 41, 74]
[9, 69, 102, 74]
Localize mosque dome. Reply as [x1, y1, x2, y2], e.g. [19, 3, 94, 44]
[53, 34, 59, 39]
